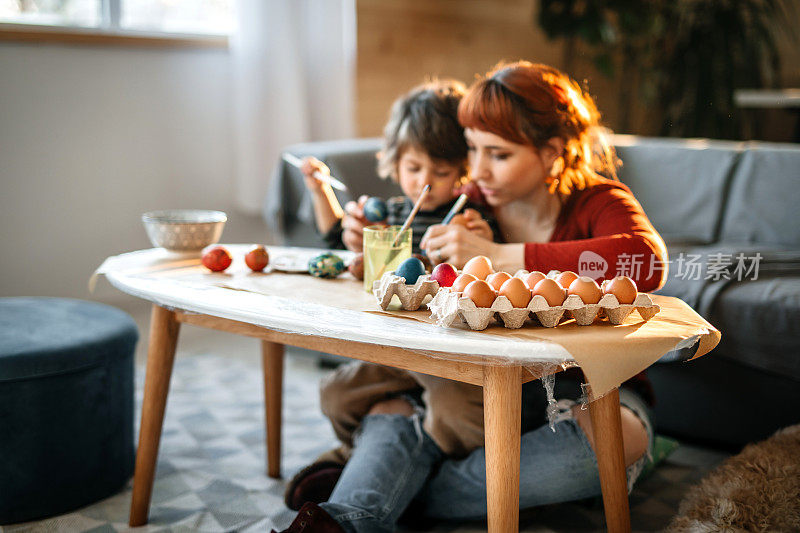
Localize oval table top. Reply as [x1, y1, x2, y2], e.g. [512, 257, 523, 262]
[96, 245, 720, 398]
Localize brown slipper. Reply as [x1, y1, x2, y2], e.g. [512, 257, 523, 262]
[271, 502, 345, 532]
[284, 461, 345, 511]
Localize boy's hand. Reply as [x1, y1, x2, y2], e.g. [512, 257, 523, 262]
[342, 195, 371, 252]
[461, 208, 493, 240]
[300, 156, 332, 194]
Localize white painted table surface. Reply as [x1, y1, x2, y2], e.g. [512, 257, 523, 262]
[97, 245, 710, 374]
[97, 245, 578, 366]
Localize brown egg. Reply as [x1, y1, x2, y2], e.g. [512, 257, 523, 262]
[523, 271, 547, 289]
[462, 256, 494, 280]
[603, 276, 638, 304]
[556, 270, 579, 289]
[348, 253, 364, 280]
[532, 278, 566, 307]
[464, 280, 497, 308]
[568, 276, 603, 304]
[499, 277, 532, 308]
[486, 271, 512, 291]
[451, 273, 478, 293]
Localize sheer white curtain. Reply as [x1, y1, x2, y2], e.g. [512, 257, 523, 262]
[231, 0, 356, 213]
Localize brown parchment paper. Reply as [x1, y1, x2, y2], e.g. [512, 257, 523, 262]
[216, 268, 720, 397]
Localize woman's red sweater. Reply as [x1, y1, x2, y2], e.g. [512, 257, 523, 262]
[523, 179, 668, 293]
[519, 178, 665, 405]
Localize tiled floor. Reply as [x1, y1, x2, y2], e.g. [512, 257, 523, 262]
[2, 302, 730, 532]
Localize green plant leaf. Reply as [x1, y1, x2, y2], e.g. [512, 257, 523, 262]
[594, 53, 615, 78]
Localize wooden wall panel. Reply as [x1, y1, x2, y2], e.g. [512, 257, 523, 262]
[356, 0, 800, 140]
[356, 0, 567, 136]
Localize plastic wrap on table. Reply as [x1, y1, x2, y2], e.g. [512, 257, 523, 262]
[95, 245, 721, 402]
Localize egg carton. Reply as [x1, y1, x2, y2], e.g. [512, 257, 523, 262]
[372, 271, 440, 311]
[428, 286, 660, 331]
[515, 269, 660, 323]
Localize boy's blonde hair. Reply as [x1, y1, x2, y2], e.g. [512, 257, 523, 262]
[377, 79, 468, 181]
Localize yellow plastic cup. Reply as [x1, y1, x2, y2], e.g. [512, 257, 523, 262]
[363, 225, 412, 292]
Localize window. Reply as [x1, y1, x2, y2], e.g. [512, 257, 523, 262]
[0, 0, 233, 43]
[0, 0, 100, 27]
[120, 0, 232, 35]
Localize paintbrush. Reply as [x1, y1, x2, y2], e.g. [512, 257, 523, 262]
[283, 153, 348, 191]
[441, 193, 469, 224]
[374, 184, 430, 280]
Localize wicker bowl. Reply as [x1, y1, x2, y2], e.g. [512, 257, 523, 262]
[142, 210, 227, 252]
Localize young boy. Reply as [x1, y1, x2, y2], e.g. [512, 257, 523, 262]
[301, 80, 499, 255]
[287, 80, 500, 512]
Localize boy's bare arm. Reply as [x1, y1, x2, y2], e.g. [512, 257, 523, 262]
[310, 184, 344, 235]
[301, 157, 344, 234]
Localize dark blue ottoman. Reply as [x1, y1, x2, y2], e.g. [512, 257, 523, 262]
[0, 297, 138, 524]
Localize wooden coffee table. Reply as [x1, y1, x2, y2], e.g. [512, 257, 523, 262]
[97, 246, 720, 533]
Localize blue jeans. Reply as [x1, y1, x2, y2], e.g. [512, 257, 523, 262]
[320, 391, 653, 532]
[320, 413, 443, 532]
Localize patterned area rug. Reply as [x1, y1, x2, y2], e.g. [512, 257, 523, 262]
[2, 352, 729, 532]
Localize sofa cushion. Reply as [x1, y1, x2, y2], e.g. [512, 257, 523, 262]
[718, 142, 800, 247]
[708, 275, 800, 381]
[648, 353, 800, 449]
[613, 135, 741, 245]
[656, 242, 800, 313]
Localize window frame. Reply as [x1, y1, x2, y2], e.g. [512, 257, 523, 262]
[0, 0, 229, 49]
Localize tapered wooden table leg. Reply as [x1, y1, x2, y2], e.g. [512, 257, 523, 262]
[589, 388, 631, 533]
[129, 305, 180, 527]
[483, 365, 521, 533]
[262, 340, 284, 478]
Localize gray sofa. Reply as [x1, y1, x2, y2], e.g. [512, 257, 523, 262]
[265, 135, 800, 450]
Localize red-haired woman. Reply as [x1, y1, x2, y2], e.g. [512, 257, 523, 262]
[420, 63, 666, 290]
[275, 62, 667, 533]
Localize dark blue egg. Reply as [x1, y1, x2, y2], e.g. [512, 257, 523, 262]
[395, 257, 426, 284]
[363, 197, 388, 222]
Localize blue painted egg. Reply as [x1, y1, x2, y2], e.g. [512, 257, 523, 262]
[308, 253, 345, 278]
[363, 197, 388, 222]
[395, 257, 426, 284]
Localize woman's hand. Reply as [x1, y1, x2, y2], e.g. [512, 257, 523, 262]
[420, 224, 499, 268]
[342, 195, 372, 252]
[461, 208, 493, 240]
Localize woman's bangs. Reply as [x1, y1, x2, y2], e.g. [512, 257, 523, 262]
[458, 82, 527, 144]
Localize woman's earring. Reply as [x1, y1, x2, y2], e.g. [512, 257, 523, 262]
[549, 156, 565, 178]
[459, 168, 470, 186]
[546, 157, 564, 193]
